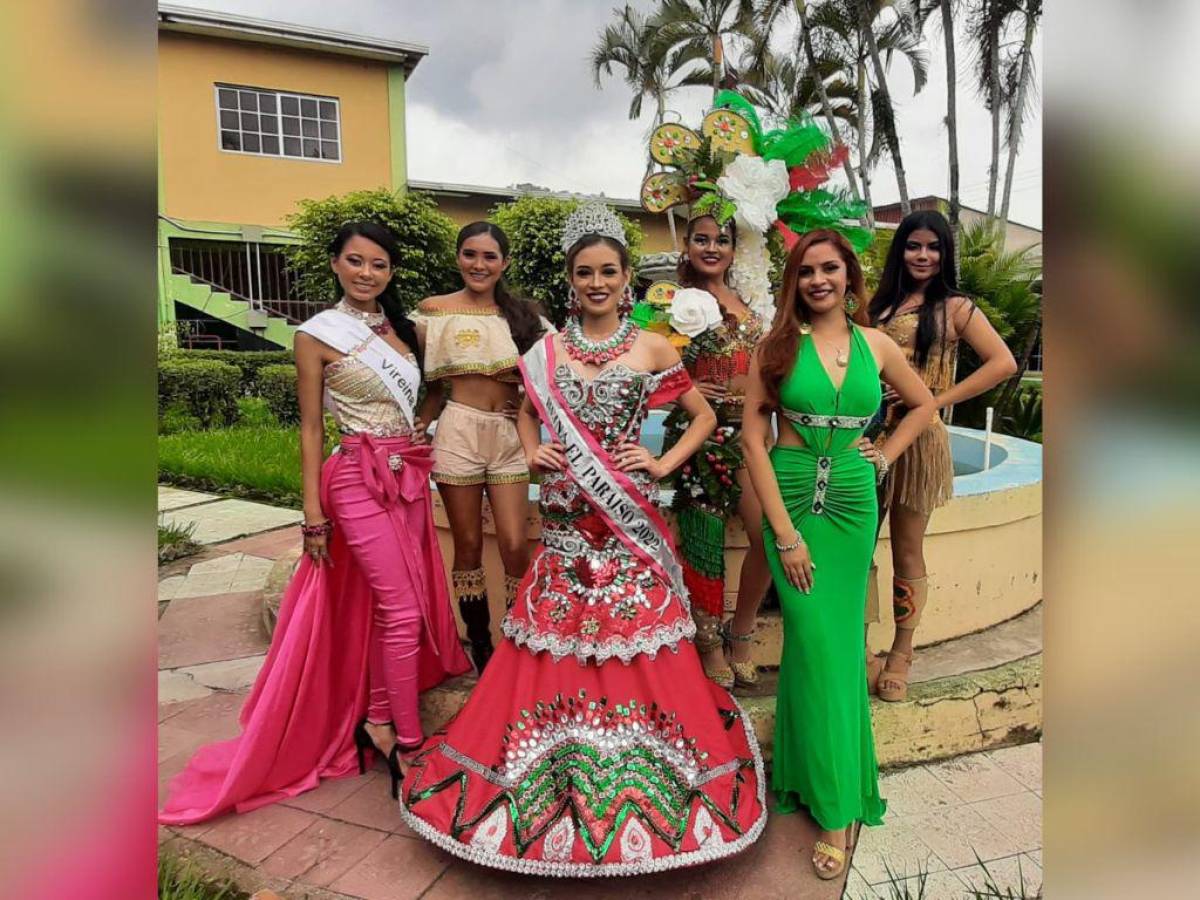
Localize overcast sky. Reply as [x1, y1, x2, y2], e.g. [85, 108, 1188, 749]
[172, 1, 1042, 228]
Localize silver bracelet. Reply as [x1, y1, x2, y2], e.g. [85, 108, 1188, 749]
[775, 532, 805, 553]
[875, 451, 890, 485]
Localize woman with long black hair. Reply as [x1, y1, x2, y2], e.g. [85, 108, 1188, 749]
[866, 210, 1017, 701]
[160, 222, 470, 824]
[413, 222, 550, 673]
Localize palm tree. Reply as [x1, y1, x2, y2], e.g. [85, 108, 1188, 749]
[998, 0, 1041, 241]
[591, 5, 688, 177]
[916, 1, 961, 232]
[855, 0, 928, 216]
[752, 0, 864, 202]
[651, 0, 758, 99]
[799, 1, 928, 224]
[967, 0, 1021, 221]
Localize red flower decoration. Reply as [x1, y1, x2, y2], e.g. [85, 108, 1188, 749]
[574, 512, 611, 549]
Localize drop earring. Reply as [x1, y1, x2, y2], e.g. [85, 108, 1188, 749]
[844, 292, 859, 315]
[567, 286, 580, 317]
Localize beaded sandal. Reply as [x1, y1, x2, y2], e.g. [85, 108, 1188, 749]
[723, 623, 759, 688]
[695, 609, 734, 688]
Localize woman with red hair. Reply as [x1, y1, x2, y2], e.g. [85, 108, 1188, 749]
[741, 231, 935, 879]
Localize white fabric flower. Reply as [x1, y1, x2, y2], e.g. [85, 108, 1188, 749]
[728, 228, 777, 323]
[717, 155, 790, 234]
[668, 287, 724, 338]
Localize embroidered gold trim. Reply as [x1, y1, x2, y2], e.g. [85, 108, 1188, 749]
[451, 568, 486, 593]
[417, 306, 503, 318]
[434, 472, 488, 486]
[426, 359, 520, 381]
[485, 471, 529, 485]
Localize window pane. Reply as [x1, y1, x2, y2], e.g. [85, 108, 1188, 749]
[217, 88, 237, 109]
[319, 121, 338, 140]
[240, 112, 258, 132]
[220, 130, 241, 151]
[302, 138, 320, 158]
[259, 94, 277, 113]
[300, 98, 318, 117]
[243, 133, 261, 153]
[262, 135, 280, 155]
[321, 141, 340, 160]
[260, 114, 278, 135]
[319, 100, 337, 120]
[283, 137, 302, 157]
[219, 110, 239, 129]
[238, 91, 258, 111]
[301, 119, 318, 138]
[281, 116, 300, 136]
[280, 95, 299, 115]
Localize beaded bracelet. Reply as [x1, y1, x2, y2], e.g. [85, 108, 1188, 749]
[875, 452, 890, 485]
[774, 532, 805, 554]
[301, 521, 333, 538]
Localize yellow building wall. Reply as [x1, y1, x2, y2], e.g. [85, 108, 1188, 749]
[159, 32, 394, 229]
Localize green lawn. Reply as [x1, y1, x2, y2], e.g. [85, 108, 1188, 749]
[158, 425, 303, 509]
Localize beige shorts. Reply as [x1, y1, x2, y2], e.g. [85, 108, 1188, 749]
[432, 400, 528, 486]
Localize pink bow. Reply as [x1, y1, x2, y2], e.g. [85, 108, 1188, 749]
[356, 434, 435, 508]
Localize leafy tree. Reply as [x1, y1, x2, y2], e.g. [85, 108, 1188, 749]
[651, 0, 758, 98]
[490, 196, 643, 328]
[284, 189, 459, 313]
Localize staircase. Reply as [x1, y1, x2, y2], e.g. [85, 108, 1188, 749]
[168, 271, 298, 350]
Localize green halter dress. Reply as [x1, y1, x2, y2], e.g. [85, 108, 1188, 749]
[763, 325, 887, 831]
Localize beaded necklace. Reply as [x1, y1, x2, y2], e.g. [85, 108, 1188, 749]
[337, 298, 392, 336]
[562, 317, 638, 366]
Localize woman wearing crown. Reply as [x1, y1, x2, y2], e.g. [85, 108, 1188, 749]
[399, 203, 766, 876]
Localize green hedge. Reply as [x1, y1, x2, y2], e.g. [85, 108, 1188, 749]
[176, 349, 294, 395]
[258, 364, 299, 425]
[158, 359, 240, 430]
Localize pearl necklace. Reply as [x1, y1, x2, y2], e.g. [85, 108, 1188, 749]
[563, 317, 638, 366]
[337, 299, 391, 335]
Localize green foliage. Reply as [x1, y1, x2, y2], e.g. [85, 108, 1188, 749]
[158, 425, 304, 508]
[158, 359, 240, 431]
[861, 227, 896, 294]
[257, 363, 300, 426]
[236, 395, 277, 428]
[490, 196, 643, 327]
[999, 385, 1043, 443]
[158, 517, 201, 564]
[952, 221, 1042, 429]
[285, 188, 460, 313]
[178, 349, 294, 395]
[158, 854, 249, 900]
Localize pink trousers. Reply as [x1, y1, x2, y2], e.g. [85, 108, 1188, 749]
[327, 442, 427, 744]
[158, 435, 470, 826]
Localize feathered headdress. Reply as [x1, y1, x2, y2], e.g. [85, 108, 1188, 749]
[639, 90, 871, 322]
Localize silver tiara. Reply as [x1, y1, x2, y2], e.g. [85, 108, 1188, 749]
[561, 202, 627, 253]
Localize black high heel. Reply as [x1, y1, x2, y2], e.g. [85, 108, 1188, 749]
[353, 720, 376, 775]
[387, 740, 424, 800]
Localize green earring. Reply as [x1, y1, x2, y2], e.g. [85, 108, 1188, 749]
[844, 293, 859, 315]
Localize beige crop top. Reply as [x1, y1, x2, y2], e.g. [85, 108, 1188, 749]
[412, 303, 552, 382]
[324, 353, 416, 438]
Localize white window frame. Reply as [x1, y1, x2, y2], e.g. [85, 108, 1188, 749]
[213, 84, 343, 165]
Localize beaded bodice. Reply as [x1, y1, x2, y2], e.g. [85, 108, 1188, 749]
[324, 354, 416, 438]
[504, 360, 694, 664]
[683, 310, 764, 413]
[879, 312, 956, 427]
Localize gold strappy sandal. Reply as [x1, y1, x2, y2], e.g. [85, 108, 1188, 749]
[812, 838, 847, 880]
[877, 649, 913, 702]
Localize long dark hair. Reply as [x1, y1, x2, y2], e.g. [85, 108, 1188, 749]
[456, 221, 543, 353]
[867, 209, 959, 369]
[758, 230, 869, 412]
[676, 215, 737, 287]
[328, 221, 422, 371]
